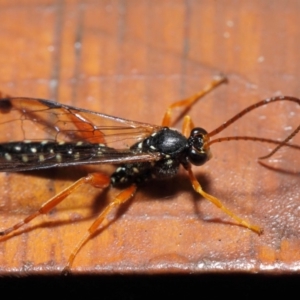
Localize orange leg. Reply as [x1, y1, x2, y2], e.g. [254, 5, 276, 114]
[186, 165, 262, 234]
[63, 184, 137, 274]
[161, 83, 261, 234]
[0, 170, 137, 272]
[182, 116, 262, 235]
[162, 75, 227, 127]
[0, 171, 138, 272]
[0, 173, 111, 236]
[182, 115, 195, 138]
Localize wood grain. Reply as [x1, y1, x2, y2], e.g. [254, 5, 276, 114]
[0, 0, 299, 275]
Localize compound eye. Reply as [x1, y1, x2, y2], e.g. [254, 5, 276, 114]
[191, 127, 208, 137]
[188, 148, 208, 166]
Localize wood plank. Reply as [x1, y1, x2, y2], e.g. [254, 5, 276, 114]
[0, 0, 299, 275]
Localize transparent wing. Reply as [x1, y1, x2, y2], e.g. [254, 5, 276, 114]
[0, 98, 162, 171]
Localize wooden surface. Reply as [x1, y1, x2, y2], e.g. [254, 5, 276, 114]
[0, 0, 300, 275]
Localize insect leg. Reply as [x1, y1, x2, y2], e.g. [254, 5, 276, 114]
[181, 115, 195, 137]
[0, 173, 111, 236]
[161, 75, 227, 127]
[63, 184, 137, 273]
[186, 165, 262, 234]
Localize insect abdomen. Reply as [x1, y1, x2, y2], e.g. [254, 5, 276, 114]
[0, 141, 106, 164]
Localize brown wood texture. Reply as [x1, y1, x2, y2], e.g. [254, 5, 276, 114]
[0, 0, 300, 275]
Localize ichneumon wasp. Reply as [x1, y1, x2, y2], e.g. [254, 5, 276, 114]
[0, 75, 299, 273]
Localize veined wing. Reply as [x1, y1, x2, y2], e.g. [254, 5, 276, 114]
[0, 98, 162, 171]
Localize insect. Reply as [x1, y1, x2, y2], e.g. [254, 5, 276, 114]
[0, 75, 299, 274]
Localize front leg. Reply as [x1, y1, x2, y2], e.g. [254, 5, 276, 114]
[186, 164, 262, 234]
[162, 75, 227, 127]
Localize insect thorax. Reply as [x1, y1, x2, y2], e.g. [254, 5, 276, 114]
[111, 128, 189, 186]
